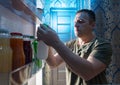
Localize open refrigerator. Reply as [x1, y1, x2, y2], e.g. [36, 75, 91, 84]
[0, 0, 45, 85]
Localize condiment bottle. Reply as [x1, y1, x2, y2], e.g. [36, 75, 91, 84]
[10, 32, 25, 71]
[23, 35, 33, 64]
[0, 29, 12, 72]
[32, 39, 42, 68]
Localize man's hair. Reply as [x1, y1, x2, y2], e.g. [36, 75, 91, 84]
[76, 9, 96, 22]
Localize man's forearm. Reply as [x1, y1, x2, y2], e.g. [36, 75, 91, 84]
[46, 47, 63, 68]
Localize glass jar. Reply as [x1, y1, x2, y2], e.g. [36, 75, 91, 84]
[0, 29, 12, 72]
[10, 32, 25, 71]
[10, 32, 26, 85]
[23, 35, 33, 64]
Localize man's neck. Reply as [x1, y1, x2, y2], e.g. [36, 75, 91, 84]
[78, 34, 95, 46]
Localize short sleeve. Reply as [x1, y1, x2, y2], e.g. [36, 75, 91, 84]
[90, 42, 112, 66]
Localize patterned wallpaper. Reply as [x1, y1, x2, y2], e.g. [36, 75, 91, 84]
[91, 0, 120, 84]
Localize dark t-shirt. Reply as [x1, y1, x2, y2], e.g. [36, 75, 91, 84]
[65, 37, 112, 85]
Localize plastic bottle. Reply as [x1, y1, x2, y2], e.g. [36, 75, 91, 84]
[37, 40, 48, 60]
[0, 29, 12, 72]
[32, 39, 42, 68]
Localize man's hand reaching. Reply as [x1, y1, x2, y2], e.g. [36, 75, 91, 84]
[37, 24, 60, 46]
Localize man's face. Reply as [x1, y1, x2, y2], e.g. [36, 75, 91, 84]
[74, 12, 94, 38]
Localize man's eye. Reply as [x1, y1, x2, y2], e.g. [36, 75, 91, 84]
[77, 20, 85, 24]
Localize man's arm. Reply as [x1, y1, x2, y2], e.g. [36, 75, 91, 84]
[46, 47, 64, 69]
[51, 41, 106, 81]
[37, 24, 108, 81]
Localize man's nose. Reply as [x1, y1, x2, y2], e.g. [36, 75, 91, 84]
[74, 23, 79, 28]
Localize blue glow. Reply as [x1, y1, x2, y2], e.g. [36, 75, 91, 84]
[50, 8, 76, 42]
[58, 24, 70, 33]
[58, 16, 71, 24]
[44, 0, 91, 42]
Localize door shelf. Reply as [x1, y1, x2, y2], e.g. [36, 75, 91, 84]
[0, 60, 44, 85]
[0, 0, 44, 84]
[0, 0, 43, 25]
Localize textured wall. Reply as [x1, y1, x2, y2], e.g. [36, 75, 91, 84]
[91, 0, 120, 84]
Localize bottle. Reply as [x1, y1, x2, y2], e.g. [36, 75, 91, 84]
[37, 41, 48, 68]
[37, 40, 48, 60]
[23, 35, 33, 64]
[32, 39, 42, 68]
[10, 32, 26, 85]
[10, 32, 25, 71]
[0, 29, 12, 72]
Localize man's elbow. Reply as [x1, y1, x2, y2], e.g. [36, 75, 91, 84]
[80, 75, 93, 81]
[83, 76, 94, 81]
[78, 71, 97, 81]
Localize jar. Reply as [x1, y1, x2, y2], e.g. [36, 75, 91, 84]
[10, 32, 26, 85]
[23, 35, 33, 64]
[0, 29, 12, 72]
[10, 32, 25, 71]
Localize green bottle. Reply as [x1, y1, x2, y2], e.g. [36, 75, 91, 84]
[32, 40, 42, 68]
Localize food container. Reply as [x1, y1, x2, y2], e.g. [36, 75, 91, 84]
[23, 35, 33, 64]
[10, 32, 26, 85]
[10, 32, 25, 70]
[0, 29, 12, 72]
[0, 28, 12, 85]
[37, 40, 48, 60]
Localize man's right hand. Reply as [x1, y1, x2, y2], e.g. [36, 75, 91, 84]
[37, 24, 60, 46]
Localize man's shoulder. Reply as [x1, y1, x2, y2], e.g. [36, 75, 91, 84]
[92, 37, 112, 50]
[94, 37, 111, 45]
[65, 39, 77, 47]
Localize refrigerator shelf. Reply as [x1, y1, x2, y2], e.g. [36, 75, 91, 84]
[0, 60, 44, 85]
[0, 0, 42, 25]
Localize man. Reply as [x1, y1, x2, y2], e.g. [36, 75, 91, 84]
[37, 9, 112, 85]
